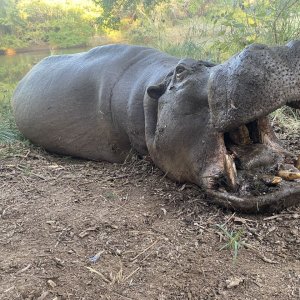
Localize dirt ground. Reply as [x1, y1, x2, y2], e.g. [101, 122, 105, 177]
[0, 128, 299, 300]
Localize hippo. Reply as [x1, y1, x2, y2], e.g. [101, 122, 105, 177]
[12, 42, 300, 213]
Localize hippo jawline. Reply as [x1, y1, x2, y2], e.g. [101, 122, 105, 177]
[205, 115, 300, 213]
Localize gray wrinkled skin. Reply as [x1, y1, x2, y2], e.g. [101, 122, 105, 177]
[209, 40, 300, 131]
[13, 45, 178, 162]
[13, 43, 300, 213]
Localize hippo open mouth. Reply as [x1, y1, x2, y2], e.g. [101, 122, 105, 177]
[206, 115, 300, 212]
[222, 117, 299, 191]
[206, 41, 300, 212]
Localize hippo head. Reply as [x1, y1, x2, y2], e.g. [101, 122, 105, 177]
[144, 41, 300, 212]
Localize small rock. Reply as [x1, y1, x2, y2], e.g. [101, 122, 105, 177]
[226, 277, 244, 289]
[37, 291, 50, 300]
[47, 279, 57, 288]
[116, 248, 122, 256]
[53, 257, 64, 267]
[89, 250, 104, 263]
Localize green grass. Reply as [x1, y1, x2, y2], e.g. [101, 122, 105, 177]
[216, 224, 245, 261]
[0, 83, 26, 145]
[0, 86, 17, 142]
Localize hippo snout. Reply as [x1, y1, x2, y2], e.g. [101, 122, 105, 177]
[208, 40, 300, 132]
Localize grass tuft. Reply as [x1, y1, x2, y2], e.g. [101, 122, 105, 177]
[0, 84, 18, 137]
[216, 224, 245, 261]
[0, 126, 19, 143]
[0, 83, 29, 157]
[271, 106, 300, 134]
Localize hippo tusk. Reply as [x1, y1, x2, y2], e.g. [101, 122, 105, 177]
[271, 176, 283, 185]
[224, 154, 238, 191]
[278, 170, 300, 181]
[228, 125, 251, 145]
[261, 175, 282, 186]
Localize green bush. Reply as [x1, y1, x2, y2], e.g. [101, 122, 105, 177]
[48, 19, 94, 48]
[0, 0, 101, 50]
[0, 34, 28, 49]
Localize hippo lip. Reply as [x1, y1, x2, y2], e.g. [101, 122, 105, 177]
[206, 185, 300, 212]
[207, 115, 300, 212]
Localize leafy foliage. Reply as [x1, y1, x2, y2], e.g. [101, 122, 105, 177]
[48, 19, 94, 48]
[93, 0, 167, 29]
[1, 0, 299, 56]
[117, 0, 300, 61]
[0, 0, 102, 49]
[207, 0, 300, 59]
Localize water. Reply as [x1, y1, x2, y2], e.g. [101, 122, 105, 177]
[0, 47, 90, 88]
[0, 47, 92, 141]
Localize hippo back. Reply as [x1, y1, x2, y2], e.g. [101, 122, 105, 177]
[13, 45, 178, 161]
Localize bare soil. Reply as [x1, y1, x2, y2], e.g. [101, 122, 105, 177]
[0, 132, 299, 300]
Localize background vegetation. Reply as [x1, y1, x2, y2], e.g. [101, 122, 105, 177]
[1, 0, 299, 58]
[0, 0, 102, 50]
[0, 0, 299, 145]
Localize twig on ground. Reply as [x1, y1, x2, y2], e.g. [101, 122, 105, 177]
[124, 267, 141, 282]
[243, 243, 278, 264]
[15, 264, 31, 275]
[130, 240, 159, 262]
[85, 266, 111, 283]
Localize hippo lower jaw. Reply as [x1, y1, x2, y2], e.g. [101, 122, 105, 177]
[204, 115, 300, 213]
[206, 186, 300, 213]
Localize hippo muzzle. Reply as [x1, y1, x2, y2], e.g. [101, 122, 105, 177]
[205, 41, 300, 212]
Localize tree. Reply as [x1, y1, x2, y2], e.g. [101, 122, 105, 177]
[93, 0, 167, 29]
[0, 0, 23, 35]
[0, 0, 102, 49]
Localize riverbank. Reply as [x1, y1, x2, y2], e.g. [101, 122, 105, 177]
[0, 44, 88, 56]
[0, 34, 129, 56]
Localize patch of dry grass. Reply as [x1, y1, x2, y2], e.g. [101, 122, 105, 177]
[271, 106, 300, 134]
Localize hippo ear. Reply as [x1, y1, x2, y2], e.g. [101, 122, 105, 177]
[147, 83, 166, 100]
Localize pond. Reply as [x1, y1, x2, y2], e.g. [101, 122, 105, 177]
[0, 47, 90, 93]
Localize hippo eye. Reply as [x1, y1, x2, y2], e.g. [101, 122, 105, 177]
[176, 65, 185, 74]
[175, 65, 186, 80]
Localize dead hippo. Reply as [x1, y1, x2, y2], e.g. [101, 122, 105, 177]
[12, 42, 300, 212]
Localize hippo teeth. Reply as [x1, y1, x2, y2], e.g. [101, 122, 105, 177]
[228, 125, 251, 145]
[260, 175, 282, 186]
[219, 115, 299, 193]
[277, 170, 300, 181]
[224, 154, 238, 191]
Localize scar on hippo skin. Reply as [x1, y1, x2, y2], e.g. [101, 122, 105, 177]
[12, 42, 300, 213]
